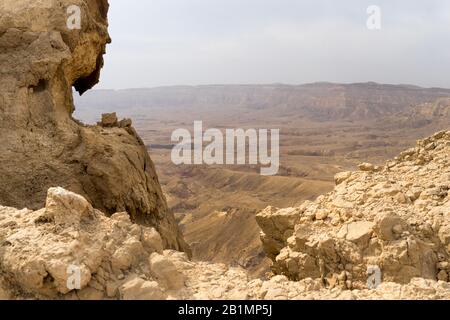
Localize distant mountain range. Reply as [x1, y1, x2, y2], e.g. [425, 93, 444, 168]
[74, 82, 450, 124]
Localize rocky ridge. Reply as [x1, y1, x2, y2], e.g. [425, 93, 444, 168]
[257, 131, 450, 289]
[1, 186, 449, 300]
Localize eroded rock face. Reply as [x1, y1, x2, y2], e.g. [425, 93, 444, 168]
[1, 187, 449, 300]
[0, 187, 167, 299]
[0, 0, 188, 252]
[257, 131, 450, 289]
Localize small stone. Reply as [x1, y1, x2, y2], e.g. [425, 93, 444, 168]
[149, 253, 186, 290]
[375, 213, 404, 241]
[106, 281, 119, 298]
[142, 227, 164, 253]
[345, 280, 353, 290]
[345, 221, 375, 247]
[358, 163, 381, 172]
[392, 224, 403, 234]
[45, 187, 93, 228]
[100, 113, 118, 127]
[111, 247, 133, 271]
[437, 262, 449, 270]
[211, 287, 226, 299]
[315, 210, 328, 220]
[334, 172, 352, 185]
[439, 225, 450, 246]
[270, 275, 289, 283]
[227, 291, 249, 300]
[119, 118, 132, 128]
[120, 277, 166, 300]
[437, 270, 449, 282]
[395, 192, 408, 204]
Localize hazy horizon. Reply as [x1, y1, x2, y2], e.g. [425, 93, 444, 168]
[96, 0, 450, 90]
[84, 81, 450, 92]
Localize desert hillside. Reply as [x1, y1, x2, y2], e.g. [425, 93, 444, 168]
[75, 84, 450, 276]
[259, 131, 450, 287]
[1, 132, 449, 300]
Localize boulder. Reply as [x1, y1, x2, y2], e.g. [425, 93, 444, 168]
[344, 221, 375, 248]
[256, 206, 302, 260]
[358, 163, 381, 172]
[375, 213, 405, 241]
[334, 172, 352, 185]
[439, 225, 450, 247]
[44, 187, 93, 227]
[100, 113, 118, 127]
[149, 253, 186, 290]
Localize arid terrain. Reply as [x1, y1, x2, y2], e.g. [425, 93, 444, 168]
[1, 0, 449, 301]
[74, 83, 450, 276]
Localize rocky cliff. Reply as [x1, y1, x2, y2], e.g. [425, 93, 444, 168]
[0, 0, 188, 252]
[257, 131, 450, 289]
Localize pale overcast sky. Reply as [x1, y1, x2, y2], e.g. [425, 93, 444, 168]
[96, 0, 450, 89]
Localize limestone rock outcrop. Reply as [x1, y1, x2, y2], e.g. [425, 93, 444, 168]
[257, 131, 450, 289]
[0, 187, 184, 299]
[1, 187, 449, 300]
[0, 0, 188, 252]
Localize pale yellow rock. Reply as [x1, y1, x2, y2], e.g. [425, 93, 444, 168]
[149, 253, 186, 290]
[45, 187, 93, 227]
[315, 209, 328, 220]
[437, 270, 449, 282]
[358, 163, 381, 172]
[111, 247, 133, 271]
[439, 225, 450, 246]
[375, 213, 405, 241]
[345, 221, 375, 247]
[334, 172, 352, 185]
[395, 192, 408, 204]
[106, 281, 119, 298]
[120, 277, 166, 300]
[257, 131, 450, 288]
[46, 260, 92, 294]
[142, 227, 164, 253]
